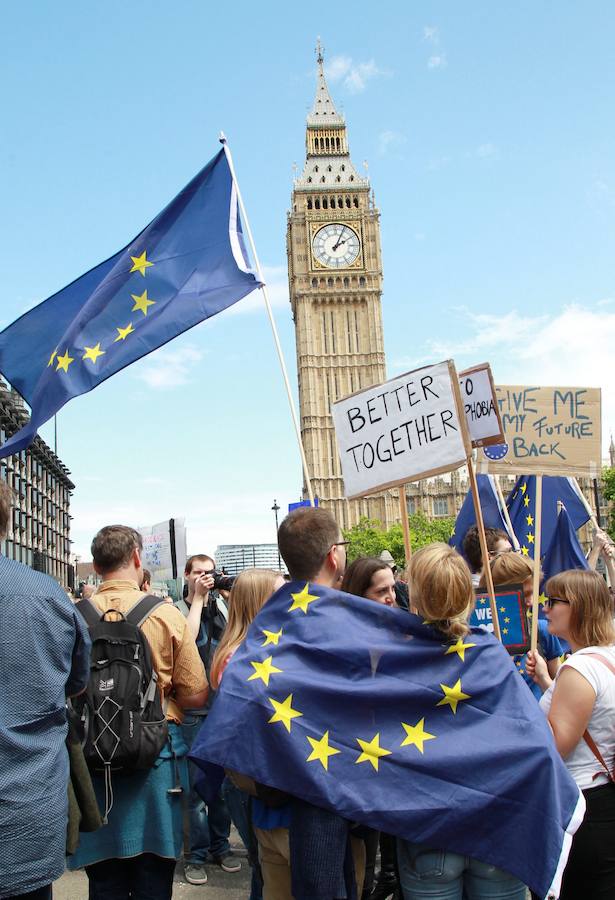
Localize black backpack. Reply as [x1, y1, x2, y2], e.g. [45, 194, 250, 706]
[74, 595, 169, 818]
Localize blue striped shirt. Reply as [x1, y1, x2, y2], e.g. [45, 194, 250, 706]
[0, 556, 91, 897]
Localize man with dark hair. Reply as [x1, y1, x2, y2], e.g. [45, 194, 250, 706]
[277, 506, 346, 585]
[67, 525, 208, 899]
[176, 553, 240, 884]
[141, 568, 152, 593]
[0, 481, 91, 899]
[249, 505, 360, 898]
[462, 525, 512, 585]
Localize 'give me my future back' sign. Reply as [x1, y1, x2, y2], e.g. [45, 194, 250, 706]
[331, 360, 468, 498]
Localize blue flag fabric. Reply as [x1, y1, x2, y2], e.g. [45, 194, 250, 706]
[542, 507, 589, 584]
[449, 474, 510, 556]
[506, 476, 590, 560]
[0, 147, 261, 458]
[190, 582, 583, 898]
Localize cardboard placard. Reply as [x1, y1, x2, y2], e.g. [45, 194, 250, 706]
[459, 363, 504, 448]
[331, 360, 468, 498]
[470, 584, 529, 655]
[477, 385, 602, 477]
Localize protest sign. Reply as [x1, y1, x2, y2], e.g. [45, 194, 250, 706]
[331, 360, 468, 499]
[477, 385, 602, 477]
[470, 585, 529, 655]
[138, 517, 187, 582]
[458, 363, 504, 448]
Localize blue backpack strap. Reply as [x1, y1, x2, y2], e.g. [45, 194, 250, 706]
[125, 594, 167, 627]
[75, 597, 103, 629]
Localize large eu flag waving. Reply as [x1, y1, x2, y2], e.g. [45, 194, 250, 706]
[0, 146, 261, 458]
[190, 582, 584, 899]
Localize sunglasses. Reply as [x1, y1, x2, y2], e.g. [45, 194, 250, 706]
[544, 597, 570, 610]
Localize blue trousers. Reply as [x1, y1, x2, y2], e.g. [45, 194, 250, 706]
[397, 840, 526, 900]
[181, 714, 231, 862]
[85, 853, 176, 900]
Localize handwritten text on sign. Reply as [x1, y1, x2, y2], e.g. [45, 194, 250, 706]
[331, 361, 467, 498]
[459, 363, 504, 447]
[477, 385, 602, 477]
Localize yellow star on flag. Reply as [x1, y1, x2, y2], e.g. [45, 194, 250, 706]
[247, 655, 283, 686]
[267, 694, 302, 733]
[527, 533, 535, 544]
[130, 250, 153, 276]
[444, 637, 476, 662]
[521, 546, 529, 556]
[400, 718, 436, 754]
[131, 289, 156, 316]
[288, 583, 319, 614]
[524, 496, 530, 507]
[538, 593, 548, 607]
[526, 514, 534, 526]
[503, 628, 509, 634]
[521, 483, 527, 494]
[499, 606, 506, 613]
[262, 628, 283, 647]
[355, 733, 392, 771]
[82, 343, 105, 364]
[47, 348, 57, 367]
[55, 349, 74, 373]
[114, 323, 134, 342]
[307, 731, 341, 771]
[436, 679, 471, 714]
[504, 617, 511, 623]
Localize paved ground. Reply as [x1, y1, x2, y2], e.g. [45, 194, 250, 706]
[56, 860, 251, 899]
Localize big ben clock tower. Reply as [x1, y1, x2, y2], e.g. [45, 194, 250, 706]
[287, 43, 399, 530]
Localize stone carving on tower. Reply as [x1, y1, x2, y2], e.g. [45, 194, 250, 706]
[287, 42, 399, 530]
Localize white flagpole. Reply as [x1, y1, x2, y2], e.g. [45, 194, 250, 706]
[220, 135, 315, 505]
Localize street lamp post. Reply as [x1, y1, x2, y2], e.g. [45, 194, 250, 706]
[271, 499, 281, 569]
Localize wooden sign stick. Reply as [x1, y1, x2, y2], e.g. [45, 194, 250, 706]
[467, 461, 502, 641]
[449, 361, 501, 641]
[399, 485, 412, 564]
[530, 474, 543, 653]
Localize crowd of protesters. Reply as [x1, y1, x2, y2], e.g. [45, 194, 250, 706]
[1, 480, 615, 900]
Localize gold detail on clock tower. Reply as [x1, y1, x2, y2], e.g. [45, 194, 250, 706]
[287, 43, 399, 530]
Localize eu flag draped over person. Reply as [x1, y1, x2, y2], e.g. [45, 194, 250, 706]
[506, 475, 590, 559]
[0, 146, 261, 458]
[189, 582, 584, 899]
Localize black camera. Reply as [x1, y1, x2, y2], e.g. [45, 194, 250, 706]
[211, 571, 235, 592]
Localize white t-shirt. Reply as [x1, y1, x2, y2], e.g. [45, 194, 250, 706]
[539, 645, 615, 789]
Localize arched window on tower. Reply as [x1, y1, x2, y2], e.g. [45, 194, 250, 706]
[359, 276, 366, 287]
[345, 196, 351, 208]
[336, 176, 341, 182]
[327, 165, 332, 172]
[343, 276, 349, 288]
[311, 277, 318, 288]
[353, 196, 359, 208]
[330, 197, 336, 209]
[307, 198, 313, 209]
[327, 277, 334, 288]
[341, 164, 346, 171]
[321, 176, 326, 183]
[336, 137, 340, 150]
[315, 198, 320, 210]
[323, 197, 328, 209]
[307, 176, 312, 183]
[314, 165, 319, 172]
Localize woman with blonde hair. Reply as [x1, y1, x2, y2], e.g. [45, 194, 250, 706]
[479, 553, 562, 698]
[396, 543, 527, 900]
[527, 569, 615, 898]
[210, 568, 284, 689]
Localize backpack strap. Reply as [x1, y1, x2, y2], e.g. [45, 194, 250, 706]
[125, 594, 167, 627]
[576, 652, 615, 782]
[75, 597, 103, 629]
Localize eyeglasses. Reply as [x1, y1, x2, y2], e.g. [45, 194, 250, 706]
[334, 541, 350, 547]
[544, 597, 570, 609]
[489, 548, 523, 558]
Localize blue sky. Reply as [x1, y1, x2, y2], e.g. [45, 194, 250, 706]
[2, 2, 614, 559]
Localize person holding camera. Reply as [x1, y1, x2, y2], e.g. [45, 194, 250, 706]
[176, 554, 241, 885]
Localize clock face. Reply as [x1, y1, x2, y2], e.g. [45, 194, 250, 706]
[312, 223, 361, 269]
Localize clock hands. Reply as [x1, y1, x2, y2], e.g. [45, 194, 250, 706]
[332, 237, 347, 252]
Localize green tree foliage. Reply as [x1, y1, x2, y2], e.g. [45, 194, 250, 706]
[602, 467, 615, 540]
[343, 512, 456, 568]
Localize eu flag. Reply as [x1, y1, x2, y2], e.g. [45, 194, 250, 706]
[0, 147, 261, 458]
[190, 582, 583, 899]
[506, 476, 590, 560]
[449, 474, 511, 557]
[542, 506, 589, 584]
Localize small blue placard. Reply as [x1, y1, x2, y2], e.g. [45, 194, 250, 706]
[470, 584, 529, 655]
[288, 497, 320, 512]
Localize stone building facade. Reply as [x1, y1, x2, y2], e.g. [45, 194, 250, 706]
[287, 43, 399, 531]
[0, 378, 74, 586]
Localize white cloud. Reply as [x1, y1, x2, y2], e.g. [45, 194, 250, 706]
[223, 264, 288, 316]
[378, 130, 407, 156]
[326, 55, 389, 94]
[391, 303, 615, 453]
[428, 54, 447, 70]
[477, 142, 498, 159]
[134, 345, 203, 389]
[423, 26, 439, 43]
